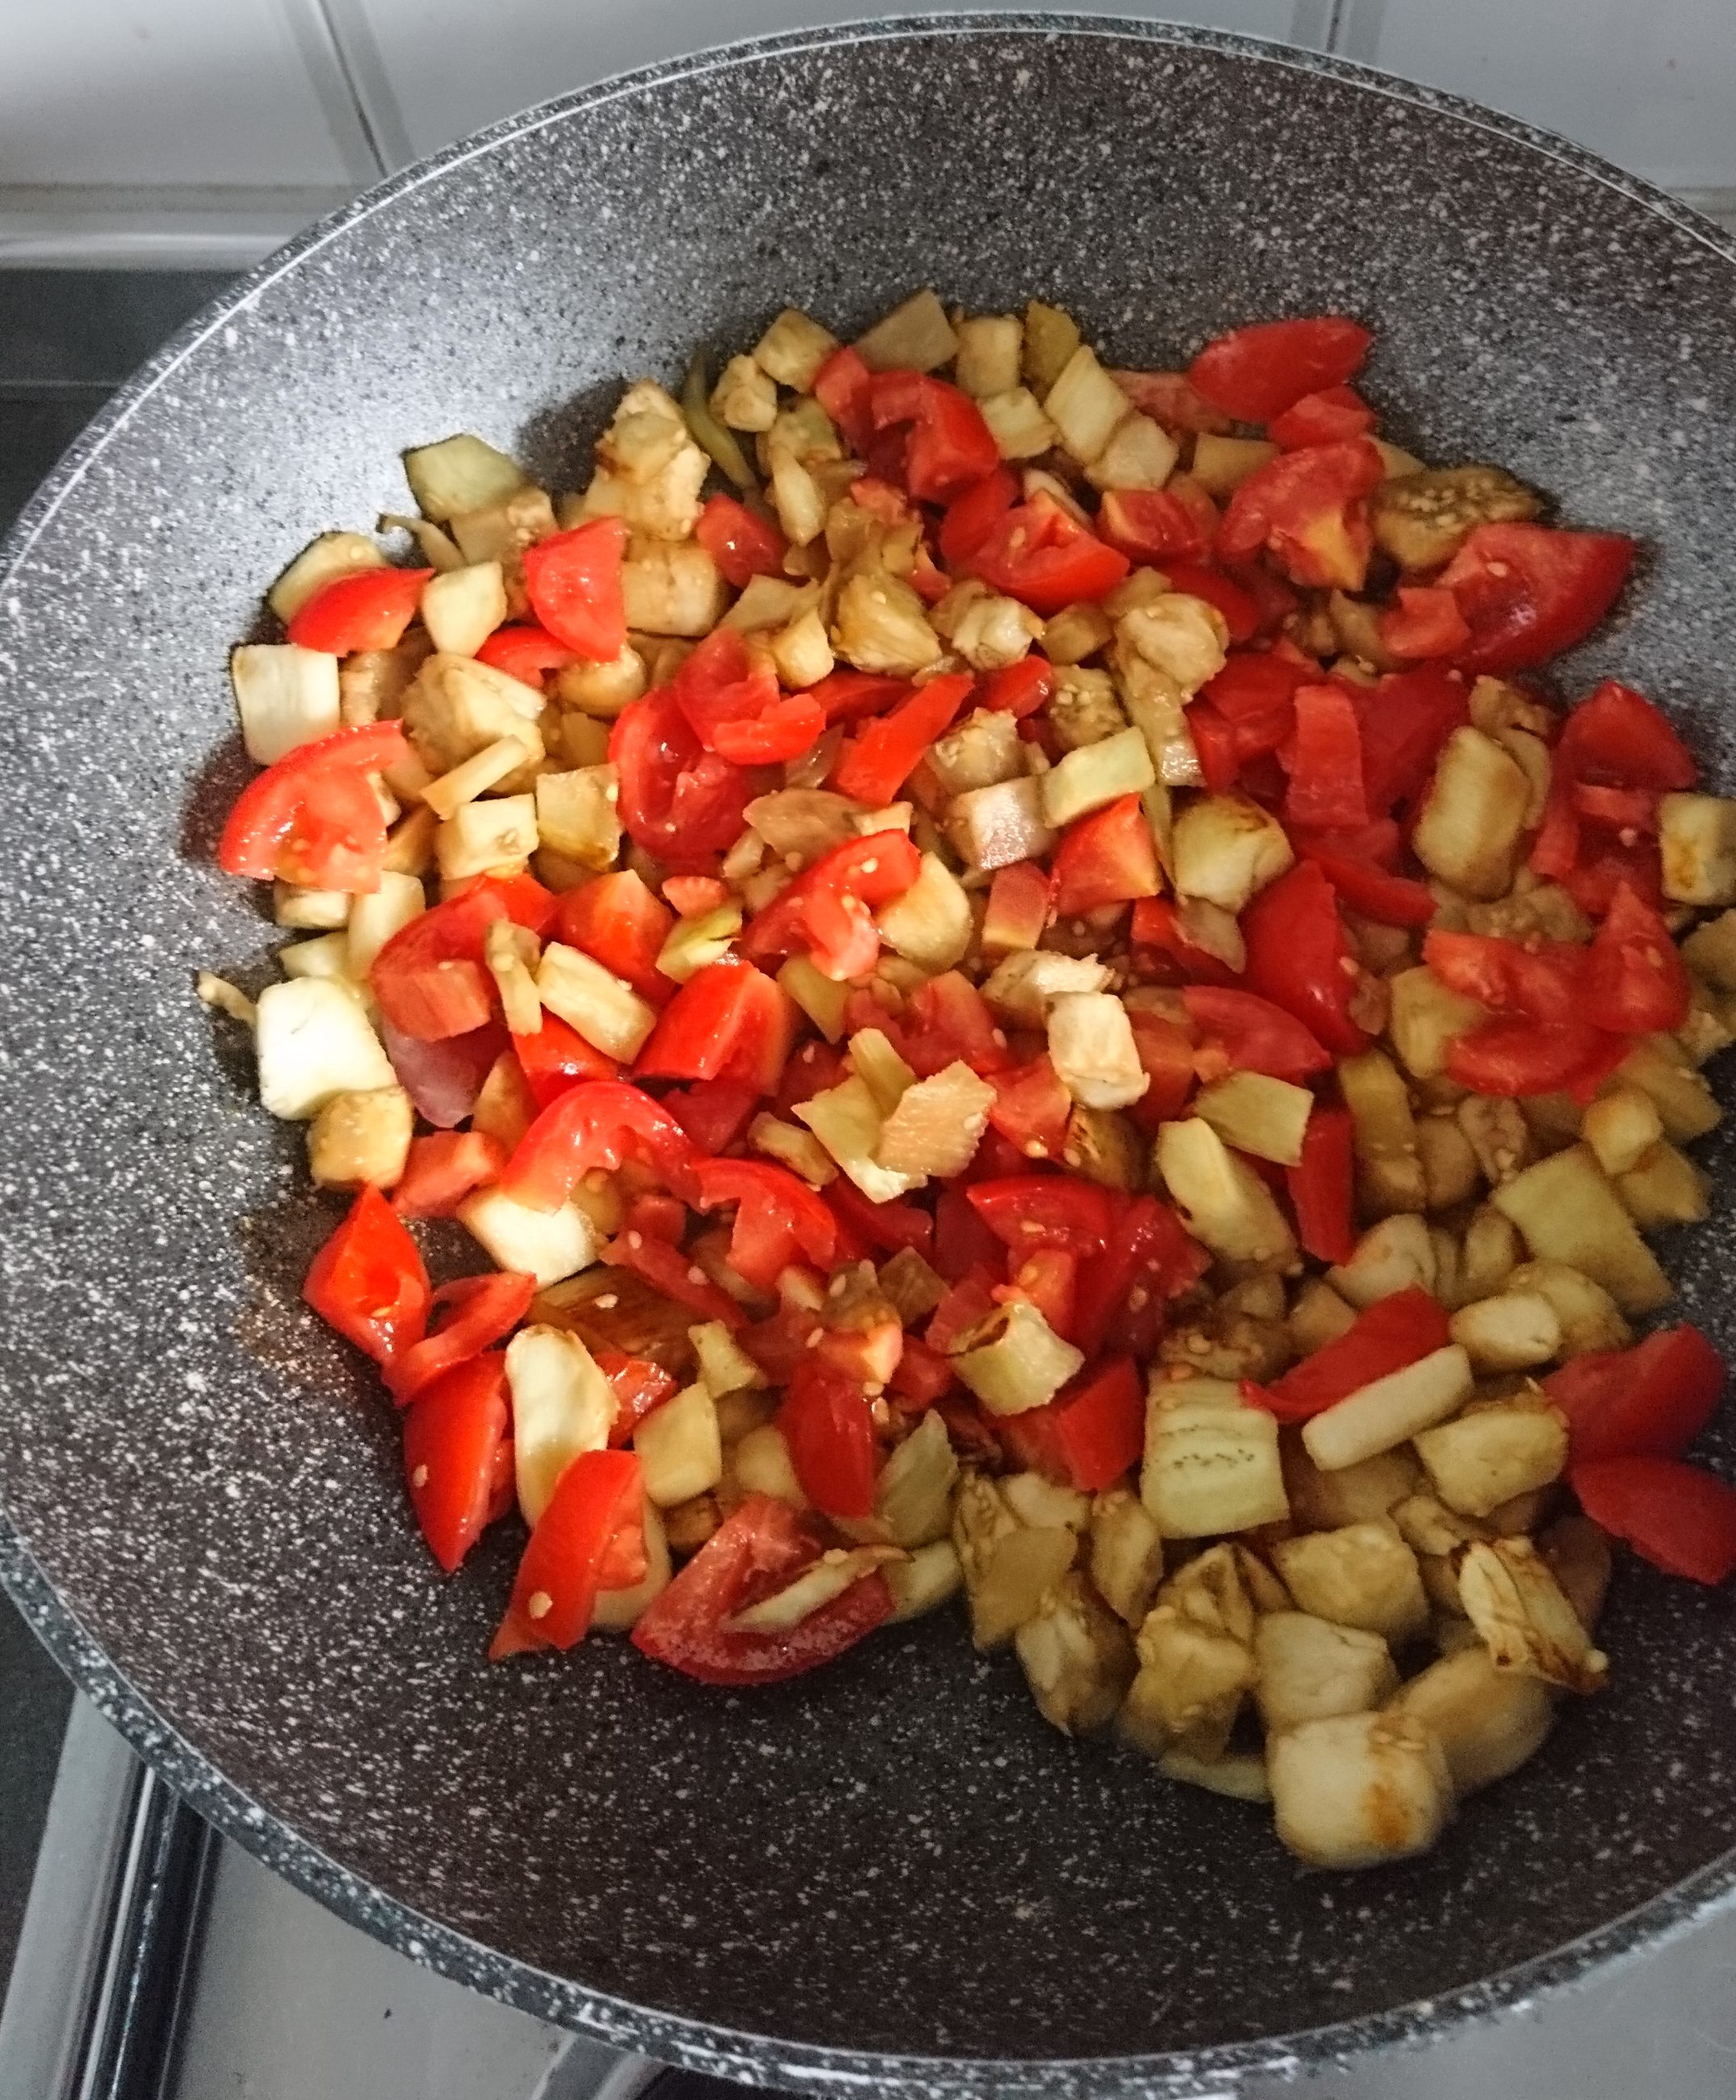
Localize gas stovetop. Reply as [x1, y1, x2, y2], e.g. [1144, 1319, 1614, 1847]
[4, 267, 1736, 2100]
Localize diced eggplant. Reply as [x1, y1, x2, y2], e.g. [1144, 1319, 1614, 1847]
[254, 978, 394, 1121]
[1300, 1344, 1472, 1473]
[1255, 1611, 1398, 1733]
[403, 433, 526, 522]
[1414, 1403, 1567, 1519]
[1171, 794, 1294, 913]
[874, 1410, 959, 1549]
[1142, 1381, 1289, 1538]
[635, 1381, 724, 1508]
[535, 766, 623, 870]
[1044, 346, 1133, 464]
[1088, 1487, 1165, 1627]
[1491, 1145, 1671, 1314]
[306, 1084, 413, 1192]
[854, 290, 958, 375]
[1457, 1536, 1608, 1694]
[874, 853, 974, 972]
[953, 1471, 1076, 1649]
[535, 941, 658, 1060]
[1386, 965, 1487, 1084]
[1388, 1645, 1554, 1794]
[1189, 434, 1277, 497]
[505, 1324, 616, 1524]
[1447, 1292, 1562, 1373]
[1411, 727, 1531, 901]
[1372, 464, 1541, 572]
[1016, 1573, 1138, 1733]
[456, 1187, 601, 1290]
[1270, 1522, 1430, 1646]
[1281, 1438, 1420, 1532]
[1326, 1214, 1438, 1308]
[886, 1540, 965, 1622]
[1268, 1712, 1453, 1868]
[795, 1075, 921, 1203]
[1155, 1118, 1298, 1270]
[951, 1301, 1084, 1416]
[1660, 792, 1736, 906]
[874, 1061, 995, 1180]
[1616, 1141, 1712, 1228]
[1194, 1071, 1314, 1168]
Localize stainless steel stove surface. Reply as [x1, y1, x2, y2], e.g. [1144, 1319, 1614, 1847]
[5, 266, 1736, 2100]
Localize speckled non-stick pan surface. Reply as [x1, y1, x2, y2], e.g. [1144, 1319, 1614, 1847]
[2, 16, 1735, 2094]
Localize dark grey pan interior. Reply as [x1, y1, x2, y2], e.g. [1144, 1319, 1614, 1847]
[2, 16, 1735, 2095]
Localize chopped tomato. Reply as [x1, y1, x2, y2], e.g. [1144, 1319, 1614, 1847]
[987, 1057, 1072, 1164]
[808, 669, 911, 726]
[556, 868, 675, 1004]
[1187, 704, 1241, 794]
[1291, 843, 1435, 928]
[1562, 832, 1665, 920]
[1546, 1324, 1726, 1464]
[1180, 987, 1331, 1084]
[927, 1271, 1001, 1354]
[1050, 794, 1162, 917]
[522, 518, 627, 663]
[694, 492, 787, 588]
[1126, 1012, 1198, 1133]
[779, 1364, 878, 1519]
[1558, 679, 1696, 791]
[812, 345, 875, 454]
[285, 566, 431, 654]
[967, 1174, 1116, 1259]
[1379, 585, 1472, 662]
[900, 970, 1013, 1079]
[1164, 561, 1261, 644]
[694, 1158, 837, 1290]
[983, 861, 1053, 953]
[1284, 683, 1369, 829]
[1218, 439, 1385, 593]
[475, 623, 577, 688]
[1436, 524, 1635, 675]
[1423, 929, 1586, 1026]
[1071, 1196, 1209, 1358]
[1258, 1286, 1451, 1422]
[631, 1494, 893, 1685]
[511, 1012, 619, 1109]
[967, 493, 1130, 617]
[1129, 896, 1241, 987]
[673, 627, 824, 766]
[502, 1078, 699, 1210]
[1285, 1104, 1356, 1265]
[1445, 1018, 1617, 1098]
[610, 688, 757, 869]
[1098, 485, 1210, 563]
[663, 1077, 758, 1155]
[1573, 783, 1659, 832]
[218, 720, 406, 891]
[938, 466, 1018, 570]
[1002, 1245, 1079, 1340]
[1352, 667, 1470, 817]
[402, 1352, 509, 1573]
[303, 1185, 430, 1365]
[599, 1348, 679, 1444]
[604, 1230, 746, 1329]
[1583, 881, 1691, 1034]
[371, 874, 547, 1041]
[1188, 316, 1373, 422]
[1108, 367, 1234, 434]
[1239, 862, 1368, 1056]
[384, 1271, 537, 1405]
[1267, 384, 1376, 449]
[1017, 1357, 1144, 1492]
[888, 1333, 955, 1407]
[379, 1016, 505, 1129]
[981, 656, 1054, 720]
[636, 957, 795, 1093]
[1570, 1456, 1736, 1587]
[661, 874, 729, 916]
[741, 829, 923, 981]
[490, 1448, 644, 1658]
[445, 868, 560, 938]
[392, 1130, 506, 1219]
[869, 371, 1000, 504]
[824, 1178, 933, 1260]
[831, 673, 972, 807]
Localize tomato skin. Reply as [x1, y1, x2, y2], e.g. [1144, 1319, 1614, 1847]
[1050, 794, 1162, 917]
[1547, 1325, 1726, 1463]
[967, 1175, 1117, 1260]
[1445, 1018, 1617, 1097]
[981, 656, 1054, 721]
[694, 1158, 837, 1291]
[1126, 1013, 1197, 1134]
[522, 518, 627, 661]
[402, 1352, 510, 1573]
[1218, 439, 1384, 592]
[1379, 585, 1471, 662]
[694, 493, 787, 588]
[1353, 667, 1470, 817]
[1164, 562, 1261, 644]
[1267, 384, 1376, 449]
[938, 467, 1019, 571]
[1188, 316, 1373, 422]
[371, 875, 547, 1041]
[303, 1185, 430, 1364]
[1286, 1104, 1357, 1265]
[1291, 844, 1435, 928]
[808, 669, 911, 726]
[1129, 896, 1241, 988]
[1437, 524, 1635, 675]
[1559, 680, 1696, 791]
[987, 1057, 1072, 1165]
[662, 1077, 758, 1155]
[476, 623, 577, 688]
[392, 1130, 507, 1219]
[511, 1012, 619, 1109]
[1284, 683, 1369, 830]
[285, 567, 431, 653]
[1257, 1286, 1451, 1421]
[1108, 368, 1234, 435]
[780, 1364, 879, 1519]
[968, 494, 1130, 617]
[1582, 881, 1691, 1034]
[1071, 1196, 1209, 1357]
[1424, 930, 1586, 1026]
[556, 869, 674, 1004]
[1180, 987, 1331, 1084]
[490, 1448, 645, 1658]
[1097, 485, 1211, 563]
[741, 830, 923, 981]
[609, 689, 758, 869]
[1571, 1456, 1736, 1586]
[218, 721, 407, 889]
[812, 346, 875, 455]
[384, 1272, 537, 1405]
[635, 957, 795, 1094]
[631, 1494, 894, 1684]
[672, 627, 823, 766]
[502, 1077, 698, 1210]
[831, 673, 971, 807]
[870, 371, 1000, 504]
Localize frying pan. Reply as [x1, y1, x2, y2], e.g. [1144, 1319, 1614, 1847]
[3, 16, 1736, 2094]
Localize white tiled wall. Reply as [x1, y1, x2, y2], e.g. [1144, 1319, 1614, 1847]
[0, 0, 1732, 262]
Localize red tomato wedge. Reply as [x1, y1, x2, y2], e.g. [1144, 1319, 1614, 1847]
[869, 371, 1000, 504]
[1050, 794, 1162, 917]
[1180, 988, 1332, 1084]
[1445, 1019, 1617, 1098]
[1285, 1104, 1357, 1266]
[384, 1272, 536, 1405]
[694, 492, 787, 588]
[476, 623, 577, 687]
[1546, 1324, 1726, 1464]
[402, 1352, 509, 1573]
[967, 493, 1130, 617]
[371, 873, 552, 1041]
[286, 567, 431, 654]
[981, 656, 1054, 721]
[1239, 862, 1369, 1056]
[503, 1079, 698, 1211]
[491, 1448, 645, 1658]
[1436, 524, 1635, 675]
[663, 1077, 759, 1155]
[603, 1231, 746, 1329]
[631, 1494, 893, 1685]
[1570, 1456, 1736, 1586]
[1188, 316, 1373, 422]
[812, 345, 875, 454]
[609, 688, 757, 869]
[1097, 485, 1211, 564]
[1582, 881, 1692, 1034]
[780, 1364, 879, 1519]
[967, 1175, 1117, 1259]
[1558, 679, 1696, 791]
[1284, 683, 1369, 830]
[218, 720, 407, 891]
[635, 957, 795, 1093]
[1071, 1197, 1210, 1357]
[512, 1012, 619, 1108]
[303, 1185, 430, 1365]
[673, 626, 823, 766]
[1267, 385, 1376, 449]
[1013, 1357, 1145, 1493]
[831, 673, 972, 808]
[522, 518, 627, 662]
[988, 1056, 1074, 1164]
[1256, 1286, 1452, 1422]
[556, 869, 675, 1004]
[1379, 585, 1472, 662]
[694, 1158, 837, 1291]
[392, 1130, 506, 1219]
[1218, 439, 1385, 593]
[740, 830, 923, 982]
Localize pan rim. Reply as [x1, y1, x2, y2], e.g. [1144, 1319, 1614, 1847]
[3, 13, 1735, 2090]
